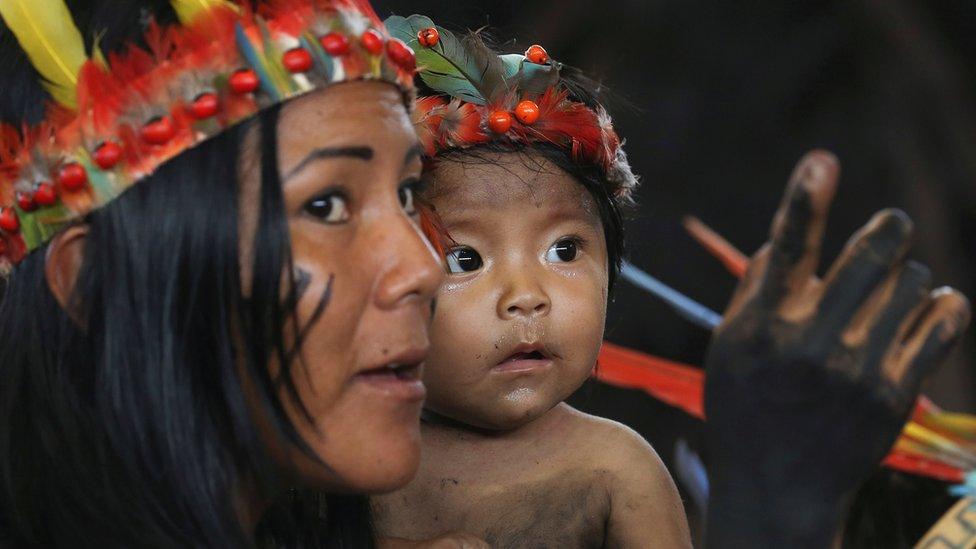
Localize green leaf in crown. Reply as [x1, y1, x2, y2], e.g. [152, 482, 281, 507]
[386, 14, 511, 105]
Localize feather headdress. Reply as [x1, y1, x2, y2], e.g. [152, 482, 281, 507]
[384, 14, 638, 203]
[0, 0, 418, 269]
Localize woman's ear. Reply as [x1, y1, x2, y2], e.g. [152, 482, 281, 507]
[45, 225, 89, 312]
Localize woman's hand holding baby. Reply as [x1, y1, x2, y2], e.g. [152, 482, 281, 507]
[703, 151, 971, 548]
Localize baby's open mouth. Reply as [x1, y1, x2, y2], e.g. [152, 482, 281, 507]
[493, 345, 554, 374]
[501, 350, 547, 363]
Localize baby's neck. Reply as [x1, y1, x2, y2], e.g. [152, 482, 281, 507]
[420, 403, 571, 444]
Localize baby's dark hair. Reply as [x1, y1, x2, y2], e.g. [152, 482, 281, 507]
[416, 46, 633, 292]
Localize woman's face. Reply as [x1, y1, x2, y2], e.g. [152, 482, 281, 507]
[252, 81, 443, 493]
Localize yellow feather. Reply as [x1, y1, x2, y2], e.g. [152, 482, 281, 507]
[0, 0, 87, 109]
[170, 0, 237, 24]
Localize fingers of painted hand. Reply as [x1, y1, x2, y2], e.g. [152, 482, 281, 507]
[855, 260, 932, 369]
[885, 287, 971, 394]
[758, 151, 839, 308]
[813, 209, 914, 342]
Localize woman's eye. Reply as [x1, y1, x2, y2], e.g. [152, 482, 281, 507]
[399, 180, 420, 215]
[546, 239, 579, 263]
[445, 247, 483, 274]
[304, 193, 349, 224]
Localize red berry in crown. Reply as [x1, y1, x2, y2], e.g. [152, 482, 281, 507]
[361, 29, 385, 55]
[229, 68, 260, 94]
[0, 208, 19, 233]
[16, 191, 36, 212]
[525, 44, 549, 64]
[190, 92, 219, 119]
[386, 38, 415, 71]
[141, 116, 176, 146]
[283, 47, 313, 73]
[94, 141, 123, 170]
[515, 100, 541, 125]
[418, 27, 440, 47]
[34, 183, 57, 207]
[320, 32, 350, 56]
[58, 163, 88, 191]
[487, 111, 513, 134]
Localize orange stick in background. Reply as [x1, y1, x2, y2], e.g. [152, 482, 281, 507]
[683, 215, 749, 279]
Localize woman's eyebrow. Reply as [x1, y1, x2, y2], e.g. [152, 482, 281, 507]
[284, 146, 374, 181]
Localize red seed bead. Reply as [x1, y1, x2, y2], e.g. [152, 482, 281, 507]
[0, 207, 19, 233]
[16, 191, 36, 212]
[320, 32, 350, 56]
[525, 44, 549, 64]
[141, 116, 176, 146]
[417, 27, 440, 48]
[58, 163, 88, 191]
[34, 182, 57, 206]
[229, 68, 260, 94]
[386, 38, 415, 71]
[515, 100, 541, 125]
[283, 47, 313, 73]
[190, 92, 220, 119]
[361, 28, 385, 55]
[487, 110, 513, 134]
[94, 141, 123, 170]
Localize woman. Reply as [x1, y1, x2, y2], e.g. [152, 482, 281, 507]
[0, 0, 441, 546]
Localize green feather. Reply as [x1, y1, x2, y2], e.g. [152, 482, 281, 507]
[385, 14, 508, 105]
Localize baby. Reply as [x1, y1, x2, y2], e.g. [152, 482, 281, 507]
[373, 17, 691, 548]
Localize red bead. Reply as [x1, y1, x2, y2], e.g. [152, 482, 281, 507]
[361, 29, 385, 55]
[0, 207, 19, 233]
[320, 32, 350, 56]
[190, 92, 219, 119]
[34, 182, 57, 206]
[525, 44, 549, 64]
[418, 27, 440, 48]
[515, 100, 541, 125]
[386, 38, 415, 71]
[16, 191, 36, 212]
[283, 48, 313, 73]
[94, 141, 123, 169]
[487, 110, 513, 134]
[141, 116, 176, 146]
[58, 163, 88, 191]
[229, 68, 260, 94]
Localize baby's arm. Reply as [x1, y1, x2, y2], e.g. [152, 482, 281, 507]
[601, 424, 692, 548]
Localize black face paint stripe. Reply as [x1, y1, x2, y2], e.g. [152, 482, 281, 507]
[284, 146, 374, 181]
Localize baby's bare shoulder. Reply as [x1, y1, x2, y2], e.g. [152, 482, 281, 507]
[555, 404, 666, 472]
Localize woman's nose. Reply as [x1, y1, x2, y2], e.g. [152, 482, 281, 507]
[374, 214, 444, 310]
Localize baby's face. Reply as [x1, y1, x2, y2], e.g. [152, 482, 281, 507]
[422, 150, 608, 430]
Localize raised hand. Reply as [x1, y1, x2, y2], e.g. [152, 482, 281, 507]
[703, 151, 971, 548]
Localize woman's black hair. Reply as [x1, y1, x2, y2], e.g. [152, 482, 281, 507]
[0, 2, 375, 547]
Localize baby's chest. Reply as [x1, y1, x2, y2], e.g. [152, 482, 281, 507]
[382, 468, 611, 548]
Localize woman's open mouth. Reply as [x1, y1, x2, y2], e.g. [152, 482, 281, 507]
[353, 350, 427, 401]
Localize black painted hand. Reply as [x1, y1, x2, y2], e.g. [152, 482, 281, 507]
[704, 151, 971, 548]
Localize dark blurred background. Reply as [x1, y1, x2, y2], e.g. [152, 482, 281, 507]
[374, 0, 976, 544]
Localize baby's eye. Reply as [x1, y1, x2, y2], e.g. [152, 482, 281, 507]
[399, 178, 422, 216]
[546, 238, 579, 263]
[446, 247, 483, 274]
[305, 193, 349, 224]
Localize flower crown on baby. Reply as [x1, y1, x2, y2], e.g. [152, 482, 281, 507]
[0, 0, 418, 270]
[384, 15, 638, 205]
